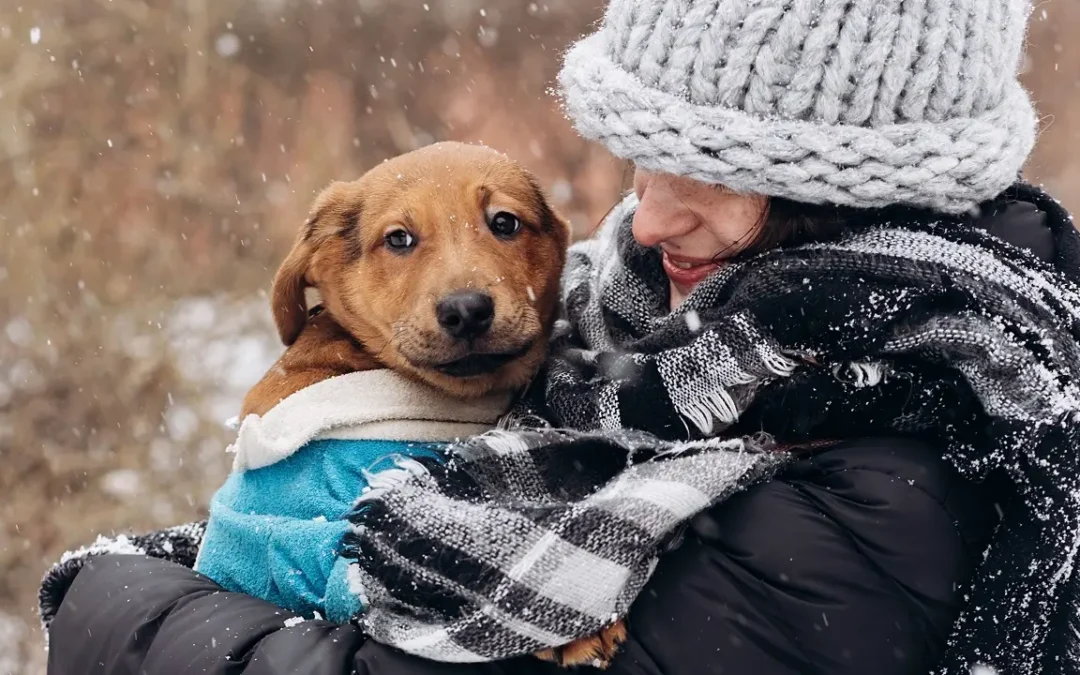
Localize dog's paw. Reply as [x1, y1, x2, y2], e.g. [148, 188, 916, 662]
[534, 620, 628, 669]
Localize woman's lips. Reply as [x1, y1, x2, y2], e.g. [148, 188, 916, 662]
[661, 250, 721, 288]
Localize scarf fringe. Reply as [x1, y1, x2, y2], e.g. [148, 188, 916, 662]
[677, 351, 799, 435]
[356, 456, 432, 506]
[681, 388, 741, 434]
[761, 350, 800, 378]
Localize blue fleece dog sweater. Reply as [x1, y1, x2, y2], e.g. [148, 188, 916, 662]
[194, 370, 511, 623]
[197, 438, 444, 622]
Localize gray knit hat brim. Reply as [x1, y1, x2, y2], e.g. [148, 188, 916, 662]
[558, 34, 1038, 214]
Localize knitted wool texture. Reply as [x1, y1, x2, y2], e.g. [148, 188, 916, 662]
[558, 0, 1039, 214]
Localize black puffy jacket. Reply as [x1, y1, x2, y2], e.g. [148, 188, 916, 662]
[47, 197, 1053, 675]
[48, 437, 999, 675]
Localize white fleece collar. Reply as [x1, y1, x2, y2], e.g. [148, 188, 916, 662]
[229, 370, 512, 471]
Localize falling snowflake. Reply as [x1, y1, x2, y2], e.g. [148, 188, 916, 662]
[215, 33, 241, 58]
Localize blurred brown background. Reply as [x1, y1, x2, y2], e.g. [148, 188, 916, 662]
[0, 1, 1077, 672]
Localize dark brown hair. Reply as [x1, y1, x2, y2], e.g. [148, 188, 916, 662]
[733, 196, 860, 259]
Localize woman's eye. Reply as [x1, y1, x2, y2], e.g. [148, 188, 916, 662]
[489, 212, 522, 238]
[384, 229, 416, 250]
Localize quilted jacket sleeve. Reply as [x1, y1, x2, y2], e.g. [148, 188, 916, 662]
[46, 437, 996, 675]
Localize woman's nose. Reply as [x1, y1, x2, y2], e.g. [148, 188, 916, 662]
[632, 187, 699, 248]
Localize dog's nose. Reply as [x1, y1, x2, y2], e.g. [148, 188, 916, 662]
[436, 291, 495, 340]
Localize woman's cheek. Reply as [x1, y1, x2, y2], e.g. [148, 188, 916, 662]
[708, 198, 767, 248]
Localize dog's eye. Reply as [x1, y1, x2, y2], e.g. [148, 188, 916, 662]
[385, 229, 416, 251]
[489, 212, 522, 238]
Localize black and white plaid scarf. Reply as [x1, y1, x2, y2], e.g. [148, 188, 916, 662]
[40, 184, 1080, 675]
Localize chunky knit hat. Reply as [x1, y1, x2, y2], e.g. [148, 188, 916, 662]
[558, 0, 1039, 214]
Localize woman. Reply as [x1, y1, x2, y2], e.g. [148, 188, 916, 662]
[42, 1, 1080, 674]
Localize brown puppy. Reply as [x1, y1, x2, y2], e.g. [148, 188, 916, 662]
[243, 141, 568, 416]
[239, 141, 626, 668]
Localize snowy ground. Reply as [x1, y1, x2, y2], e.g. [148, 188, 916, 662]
[1, 293, 282, 675]
[0, 611, 27, 675]
[163, 294, 282, 424]
[118, 293, 281, 500]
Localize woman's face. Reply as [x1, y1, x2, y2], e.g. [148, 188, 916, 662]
[632, 168, 768, 309]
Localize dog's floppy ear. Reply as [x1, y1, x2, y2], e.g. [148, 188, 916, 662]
[527, 175, 573, 251]
[271, 181, 356, 346]
[271, 232, 314, 346]
[550, 210, 572, 251]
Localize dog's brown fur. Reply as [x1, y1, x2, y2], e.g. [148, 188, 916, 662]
[241, 307, 380, 417]
[535, 621, 629, 669]
[239, 141, 626, 668]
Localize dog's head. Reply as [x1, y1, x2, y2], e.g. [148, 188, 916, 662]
[272, 142, 571, 397]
